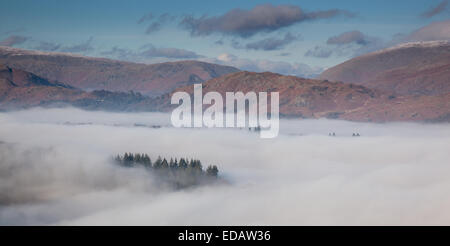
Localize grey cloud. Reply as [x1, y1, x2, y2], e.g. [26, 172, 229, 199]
[325, 20, 450, 58]
[138, 13, 154, 24]
[307, 20, 450, 60]
[0, 35, 30, 47]
[305, 46, 333, 58]
[421, 0, 448, 18]
[158, 13, 176, 23]
[306, 30, 384, 58]
[144, 13, 176, 34]
[180, 4, 355, 38]
[327, 30, 368, 45]
[146, 22, 162, 34]
[245, 33, 301, 51]
[230, 39, 244, 49]
[322, 20, 450, 58]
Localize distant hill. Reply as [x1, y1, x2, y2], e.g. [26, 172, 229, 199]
[319, 41, 450, 96]
[159, 71, 450, 122]
[0, 46, 239, 96]
[1, 46, 449, 123]
[0, 65, 153, 111]
[0, 64, 93, 109]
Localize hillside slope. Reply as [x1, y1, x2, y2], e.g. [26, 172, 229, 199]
[159, 71, 450, 122]
[319, 41, 450, 95]
[0, 65, 93, 109]
[0, 65, 153, 111]
[0, 46, 239, 96]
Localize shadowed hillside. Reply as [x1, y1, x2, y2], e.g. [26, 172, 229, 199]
[0, 46, 239, 96]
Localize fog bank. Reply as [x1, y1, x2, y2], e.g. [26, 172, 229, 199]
[0, 108, 450, 225]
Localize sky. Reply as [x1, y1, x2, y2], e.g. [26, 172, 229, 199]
[1, 0, 450, 77]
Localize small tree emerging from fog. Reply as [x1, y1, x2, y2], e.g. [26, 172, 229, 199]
[206, 165, 219, 177]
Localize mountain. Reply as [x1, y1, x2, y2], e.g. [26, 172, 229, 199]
[1, 46, 448, 122]
[0, 64, 93, 109]
[160, 71, 450, 122]
[0, 65, 152, 111]
[0, 46, 239, 96]
[1, 67, 448, 122]
[319, 41, 450, 96]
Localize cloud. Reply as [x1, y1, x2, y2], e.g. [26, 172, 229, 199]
[27, 37, 95, 54]
[421, 0, 448, 18]
[305, 46, 333, 58]
[245, 33, 301, 51]
[144, 13, 176, 34]
[101, 45, 202, 60]
[307, 20, 450, 60]
[403, 19, 450, 42]
[158, 13, 176, 23]
[59, 37, 94, 53]
[327, 30, 368, 45]
[1, 108, 450, 225]
[180, 4, 355, 38]
[230, 39, 244, 49]
[137, 13, 154, 24]
[205, 53, 323, 78]
[145, 22, 162, 34]
[306, 31, 384, 58]
[0, 35, 30, 47]
[316, 20, 450, 59]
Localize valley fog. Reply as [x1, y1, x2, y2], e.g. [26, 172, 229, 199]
[0, 108, 450, 225]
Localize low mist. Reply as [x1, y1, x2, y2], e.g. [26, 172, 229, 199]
[0, 107, 449, 225]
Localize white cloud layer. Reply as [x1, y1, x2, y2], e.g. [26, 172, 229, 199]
[0, 108, 450, 225]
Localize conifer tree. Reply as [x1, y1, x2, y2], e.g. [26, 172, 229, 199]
[154, 156, 163, 169]
[179, 158, 188, 169]
[162, 158, 169, 169]
[206, 165, 219, 177]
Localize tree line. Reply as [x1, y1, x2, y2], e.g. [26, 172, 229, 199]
[114, 153, 220, 189]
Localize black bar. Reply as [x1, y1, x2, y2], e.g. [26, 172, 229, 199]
[0, 226, 448, 245]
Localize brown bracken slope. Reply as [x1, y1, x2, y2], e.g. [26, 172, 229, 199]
[0, 64, 93, 109]
[319, 41, 450, 96]
[0, 46, 239, 96]
[160, 71, 450, 122]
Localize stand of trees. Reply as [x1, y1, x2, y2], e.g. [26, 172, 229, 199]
[114, 153, 219, 189]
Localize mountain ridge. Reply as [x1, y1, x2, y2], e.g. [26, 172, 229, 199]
[157, 71, 450, 122]
[319, 40, 450, 96]
[0, 46, 239, 96]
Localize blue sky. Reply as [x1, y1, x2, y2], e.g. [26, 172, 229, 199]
[1, 0, 449, 77]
